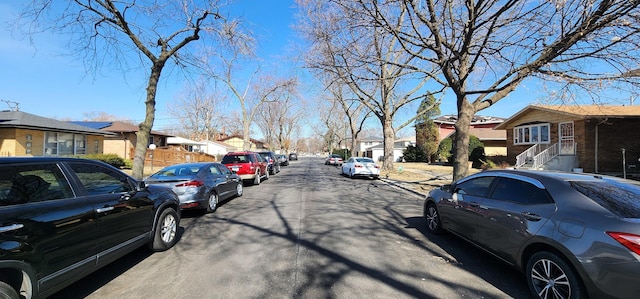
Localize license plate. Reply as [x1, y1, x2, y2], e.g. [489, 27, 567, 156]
[232, 167, 239, 172]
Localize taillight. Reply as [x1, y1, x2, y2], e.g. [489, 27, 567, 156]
[374, 165, 380, 168]
[176, 180, 204, 187]
[607, 232, 640, 255]
[355, 164, 363, 168]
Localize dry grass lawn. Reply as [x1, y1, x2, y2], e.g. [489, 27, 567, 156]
[381, 162, 481, 194]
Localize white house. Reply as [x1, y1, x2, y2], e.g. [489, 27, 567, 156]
[357, 136, 383, 156]
[198, 140, 236, 156]
[365, 136, 415, 162]
[166, 136, 205, 152]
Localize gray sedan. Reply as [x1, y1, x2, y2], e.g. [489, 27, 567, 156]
[146, 162, 243, 213]
[423, 169, 640, 299]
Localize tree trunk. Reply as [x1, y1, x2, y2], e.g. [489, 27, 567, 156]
[131, 61, 164, 179]
[381, 116, 395, 171]
[452, 99, 474, 181]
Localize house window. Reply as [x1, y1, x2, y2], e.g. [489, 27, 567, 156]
[75, 135, 86, 155]
[513, 124, 550, 145]
[44, 132, 90, 156]
[25, 134, 32, 154]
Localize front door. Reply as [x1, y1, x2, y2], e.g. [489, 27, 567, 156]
[559, 122, 575, 155]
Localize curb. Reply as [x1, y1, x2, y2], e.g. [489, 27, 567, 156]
[380, 178, 427, 197]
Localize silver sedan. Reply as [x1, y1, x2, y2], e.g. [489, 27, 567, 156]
[423, 169, 640, 299]
[146, 162, 243, 213]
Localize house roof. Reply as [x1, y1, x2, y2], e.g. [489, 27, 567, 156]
[0, 111, 113, 136]
[494, 105, 640, 130]
[167, 136, 206, 146]
[70, 121, 173, 136]
[367, 140, 415, 150]
[440, 127, 506, 141]
[201, 139, 236, 149]
[433, 114, 506, 125]
[361, 136, 383, 142]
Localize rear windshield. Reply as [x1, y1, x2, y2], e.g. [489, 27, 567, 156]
[221, 155, 250, 164]
[571, 179, 640, 218]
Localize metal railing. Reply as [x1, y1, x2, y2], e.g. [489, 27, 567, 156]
[515, 144, 541, 168]
[532, 143, 559, 170]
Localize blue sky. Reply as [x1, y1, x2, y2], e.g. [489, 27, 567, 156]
[0, 1, 533, 137]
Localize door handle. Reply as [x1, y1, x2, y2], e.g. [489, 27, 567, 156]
[521, 212, 542, 221]
[0, 224, 24, 233]
[96, 206, 114, 213]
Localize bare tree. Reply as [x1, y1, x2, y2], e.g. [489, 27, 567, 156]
[206, 48, 297, 150]
[354, 0, 640, 180]
[325, 80, 371, 158]
[297, 0, 437, 170]
[168, 79, 224, 141]
[18, 0, 245, 178]
[256, 89, 304, 153]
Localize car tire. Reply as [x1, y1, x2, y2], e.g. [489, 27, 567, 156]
[151, 208, 178, 251]
[0, 281, 19, 299]
[265, 169, 270, 179]
[526, 251, 585, 299]
[349, 170, 354, 179]
[206, 193, 219, 213]
[236, 183, 243, 197]
[423, 201, 443, 234]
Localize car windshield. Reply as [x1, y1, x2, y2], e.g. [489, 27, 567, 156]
[356, 158, 374, 163]
[570, 179, 640, 219]
[151, 165, 199, 177]
[222, 155, 249, 164]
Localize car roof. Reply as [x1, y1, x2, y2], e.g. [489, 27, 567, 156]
[464, 169, 638, 186]
[0, 157, 104, 163]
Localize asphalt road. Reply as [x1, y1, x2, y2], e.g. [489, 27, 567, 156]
[51, 157, 532, 299]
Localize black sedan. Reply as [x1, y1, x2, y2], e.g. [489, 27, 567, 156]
[423, 169, 640, 299]
[146, 162, 243, 213]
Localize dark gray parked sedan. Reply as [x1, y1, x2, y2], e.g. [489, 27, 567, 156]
[423, 170, 640, 299]
[146, 162, 243, 213]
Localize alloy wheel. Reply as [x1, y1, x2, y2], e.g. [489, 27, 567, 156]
[529, 258, 571, 299]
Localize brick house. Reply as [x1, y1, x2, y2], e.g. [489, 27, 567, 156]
[416, 115, 507, 157]
[70, 121, 172, 160]
[494, 105, 640, 174]
[0, 111, 112, 156]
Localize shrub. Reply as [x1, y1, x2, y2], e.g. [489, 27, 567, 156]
[437, 135, 485, 165]
[403, 145, 428, 162]
[81, 154, 127, 169]
[436, 137, 452, 162]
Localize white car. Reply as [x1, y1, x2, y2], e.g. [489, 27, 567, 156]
[341, 157, 380, 179]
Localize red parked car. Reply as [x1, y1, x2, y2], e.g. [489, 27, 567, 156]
[221, 152, 268, 185]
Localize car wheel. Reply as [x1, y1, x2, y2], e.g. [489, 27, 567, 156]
[236, 183, 243, 197]
[526, 251, 585, 299]
[0, 281, 19, 299]
[423, 202, 443, 234]
[349, 169, 354, 179]
[265, 169, 270, 179]
[151, 208, 178, 251]
[254, 170, 261, 185]
[206, 193, 219, 213]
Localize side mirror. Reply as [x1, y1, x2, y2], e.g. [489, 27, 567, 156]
[136, 180, 149, 191]
[440, 184, 452, 192]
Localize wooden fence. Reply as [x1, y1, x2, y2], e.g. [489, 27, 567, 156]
[130, 147, 218, 168]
